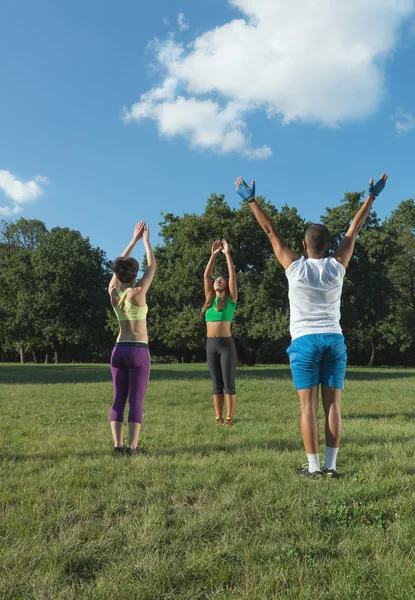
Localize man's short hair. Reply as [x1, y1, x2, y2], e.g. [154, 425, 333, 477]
[304, 224, 331, 255]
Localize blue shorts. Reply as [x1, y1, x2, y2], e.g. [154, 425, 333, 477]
[286, 334, 347, 390]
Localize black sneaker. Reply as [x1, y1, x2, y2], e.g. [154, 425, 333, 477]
[298, 464, 322, 478]
[113, 446, 124, 456]
[322, 468, 339, 479]
[125, 447, 148, 456]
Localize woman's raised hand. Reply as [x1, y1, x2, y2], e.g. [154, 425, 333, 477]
[211, 240, 223, 255]
[221, 239, 230, 255]
[133, 221, 145, 241]
[143, 224, 150, 242]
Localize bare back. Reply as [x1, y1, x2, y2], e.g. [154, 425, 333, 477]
[110, 283, 149, 343]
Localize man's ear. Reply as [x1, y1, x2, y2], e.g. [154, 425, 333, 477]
[302, 239, 307, 251]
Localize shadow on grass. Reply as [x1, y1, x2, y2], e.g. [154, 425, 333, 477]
[0, 364, 291, 384]
[343, 435, 415, 446]
[2, 432, 415, 463]
[0, 365, 111, 385]
[1, 364, 414, 385]
[155, 438, 302, 457]
[0, 438, 302, 463]
[345, 413, 415, 421]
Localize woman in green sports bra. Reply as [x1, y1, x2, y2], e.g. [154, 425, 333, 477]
[202, 239, 238, 425]
[108, 221, 156, 455]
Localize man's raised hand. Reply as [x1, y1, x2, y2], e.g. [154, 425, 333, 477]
[368, 173, 388, 198]
[235, 177, 255, 202]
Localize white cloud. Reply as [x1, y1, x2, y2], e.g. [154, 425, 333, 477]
[0, 170, 49, 216]
[162, 17, 171, 27]
[123, 78, 271, 158]
[35, 175, 50, 184]
[125, 0, 414, 157]
[177, 12, 189, 31]
[395, 110, 415, 132]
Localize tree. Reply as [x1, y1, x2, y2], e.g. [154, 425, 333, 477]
[147, 195, 308, 364]
[323, 192, 400, 365]
[0, 219, 48, 362]
[31, 227, 112, 362]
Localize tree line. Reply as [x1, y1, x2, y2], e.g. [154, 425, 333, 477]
[1, 189, 415, 366]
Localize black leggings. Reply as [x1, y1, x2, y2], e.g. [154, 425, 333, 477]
[206, 337, 237, 395]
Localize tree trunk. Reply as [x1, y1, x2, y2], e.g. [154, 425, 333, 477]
[19, 346, 25, 364]
[44, 352, 49, 364]
[367, 340, 375, 367]
[32, 350, 37, 364]
[54, 349, 58, 364]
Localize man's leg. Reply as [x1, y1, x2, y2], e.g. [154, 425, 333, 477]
[321, 386, 342, 474]
[321, 334, 347, 476]
[298, 385, 321, 473]
[287, 335, 323, 476]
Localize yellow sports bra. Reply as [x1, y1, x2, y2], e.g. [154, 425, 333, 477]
[113, 288, 148, 322]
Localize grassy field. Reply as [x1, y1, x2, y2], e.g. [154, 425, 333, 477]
[1, 363, 415, 600]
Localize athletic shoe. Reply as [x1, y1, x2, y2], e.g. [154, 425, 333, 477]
[126, 447, 148, 456]
[322, 468, 339, 479]
[113, 446, 124, 456]
[225, 417, 234, 426]
[216, 417, 225, 424]
[297, 464, 322, 478]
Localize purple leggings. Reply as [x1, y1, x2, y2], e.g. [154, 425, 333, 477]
[110, 343, 150, 424]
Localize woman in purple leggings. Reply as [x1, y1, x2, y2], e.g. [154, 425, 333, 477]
[108, 221, 156, 455]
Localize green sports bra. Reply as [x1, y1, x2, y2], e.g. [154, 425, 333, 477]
[205, 296, 237, 322]
[113, 288, 148, 322]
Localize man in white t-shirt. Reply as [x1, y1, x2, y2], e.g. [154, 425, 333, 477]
[236, 174, 388, 478]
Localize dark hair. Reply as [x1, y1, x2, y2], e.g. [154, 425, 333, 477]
[112, 257, 139, 283]
[304, 224, 331, 255]
[201, 276, 230, 314]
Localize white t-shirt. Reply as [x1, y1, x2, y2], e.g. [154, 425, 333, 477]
[285, 256, 346, 340]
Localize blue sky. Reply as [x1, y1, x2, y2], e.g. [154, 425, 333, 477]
[1, 0, 414, 262]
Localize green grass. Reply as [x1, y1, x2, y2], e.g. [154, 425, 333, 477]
[1, 363, 415, 599]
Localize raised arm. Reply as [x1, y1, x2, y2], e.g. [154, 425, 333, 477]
[204, 240, 222, 298]
[235, 177, 298, 270]
[333, 173, 388, 269]
[139, 225, 156, 293]
[108, 221, 145, 294]
[222, 240, 238, 302]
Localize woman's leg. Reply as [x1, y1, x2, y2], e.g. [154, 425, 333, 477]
[213, 394, 224, 420]
[110, 353, 129, 447]
[127, 348, 151, 449]
[206, 339, 224, 419]
[221, 338, 237, 421]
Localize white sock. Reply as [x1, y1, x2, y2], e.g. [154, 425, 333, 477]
[307, 453, 320, 473]
[324, 447, 339, 471]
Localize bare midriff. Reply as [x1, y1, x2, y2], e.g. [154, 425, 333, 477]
[117, 320, 148, 343]
[206, 321, 232, 338]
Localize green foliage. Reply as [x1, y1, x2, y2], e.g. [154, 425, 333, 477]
[148, 195, 307, 363]
[0, 219, 112, 362]
[2, 190, 415, 365]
